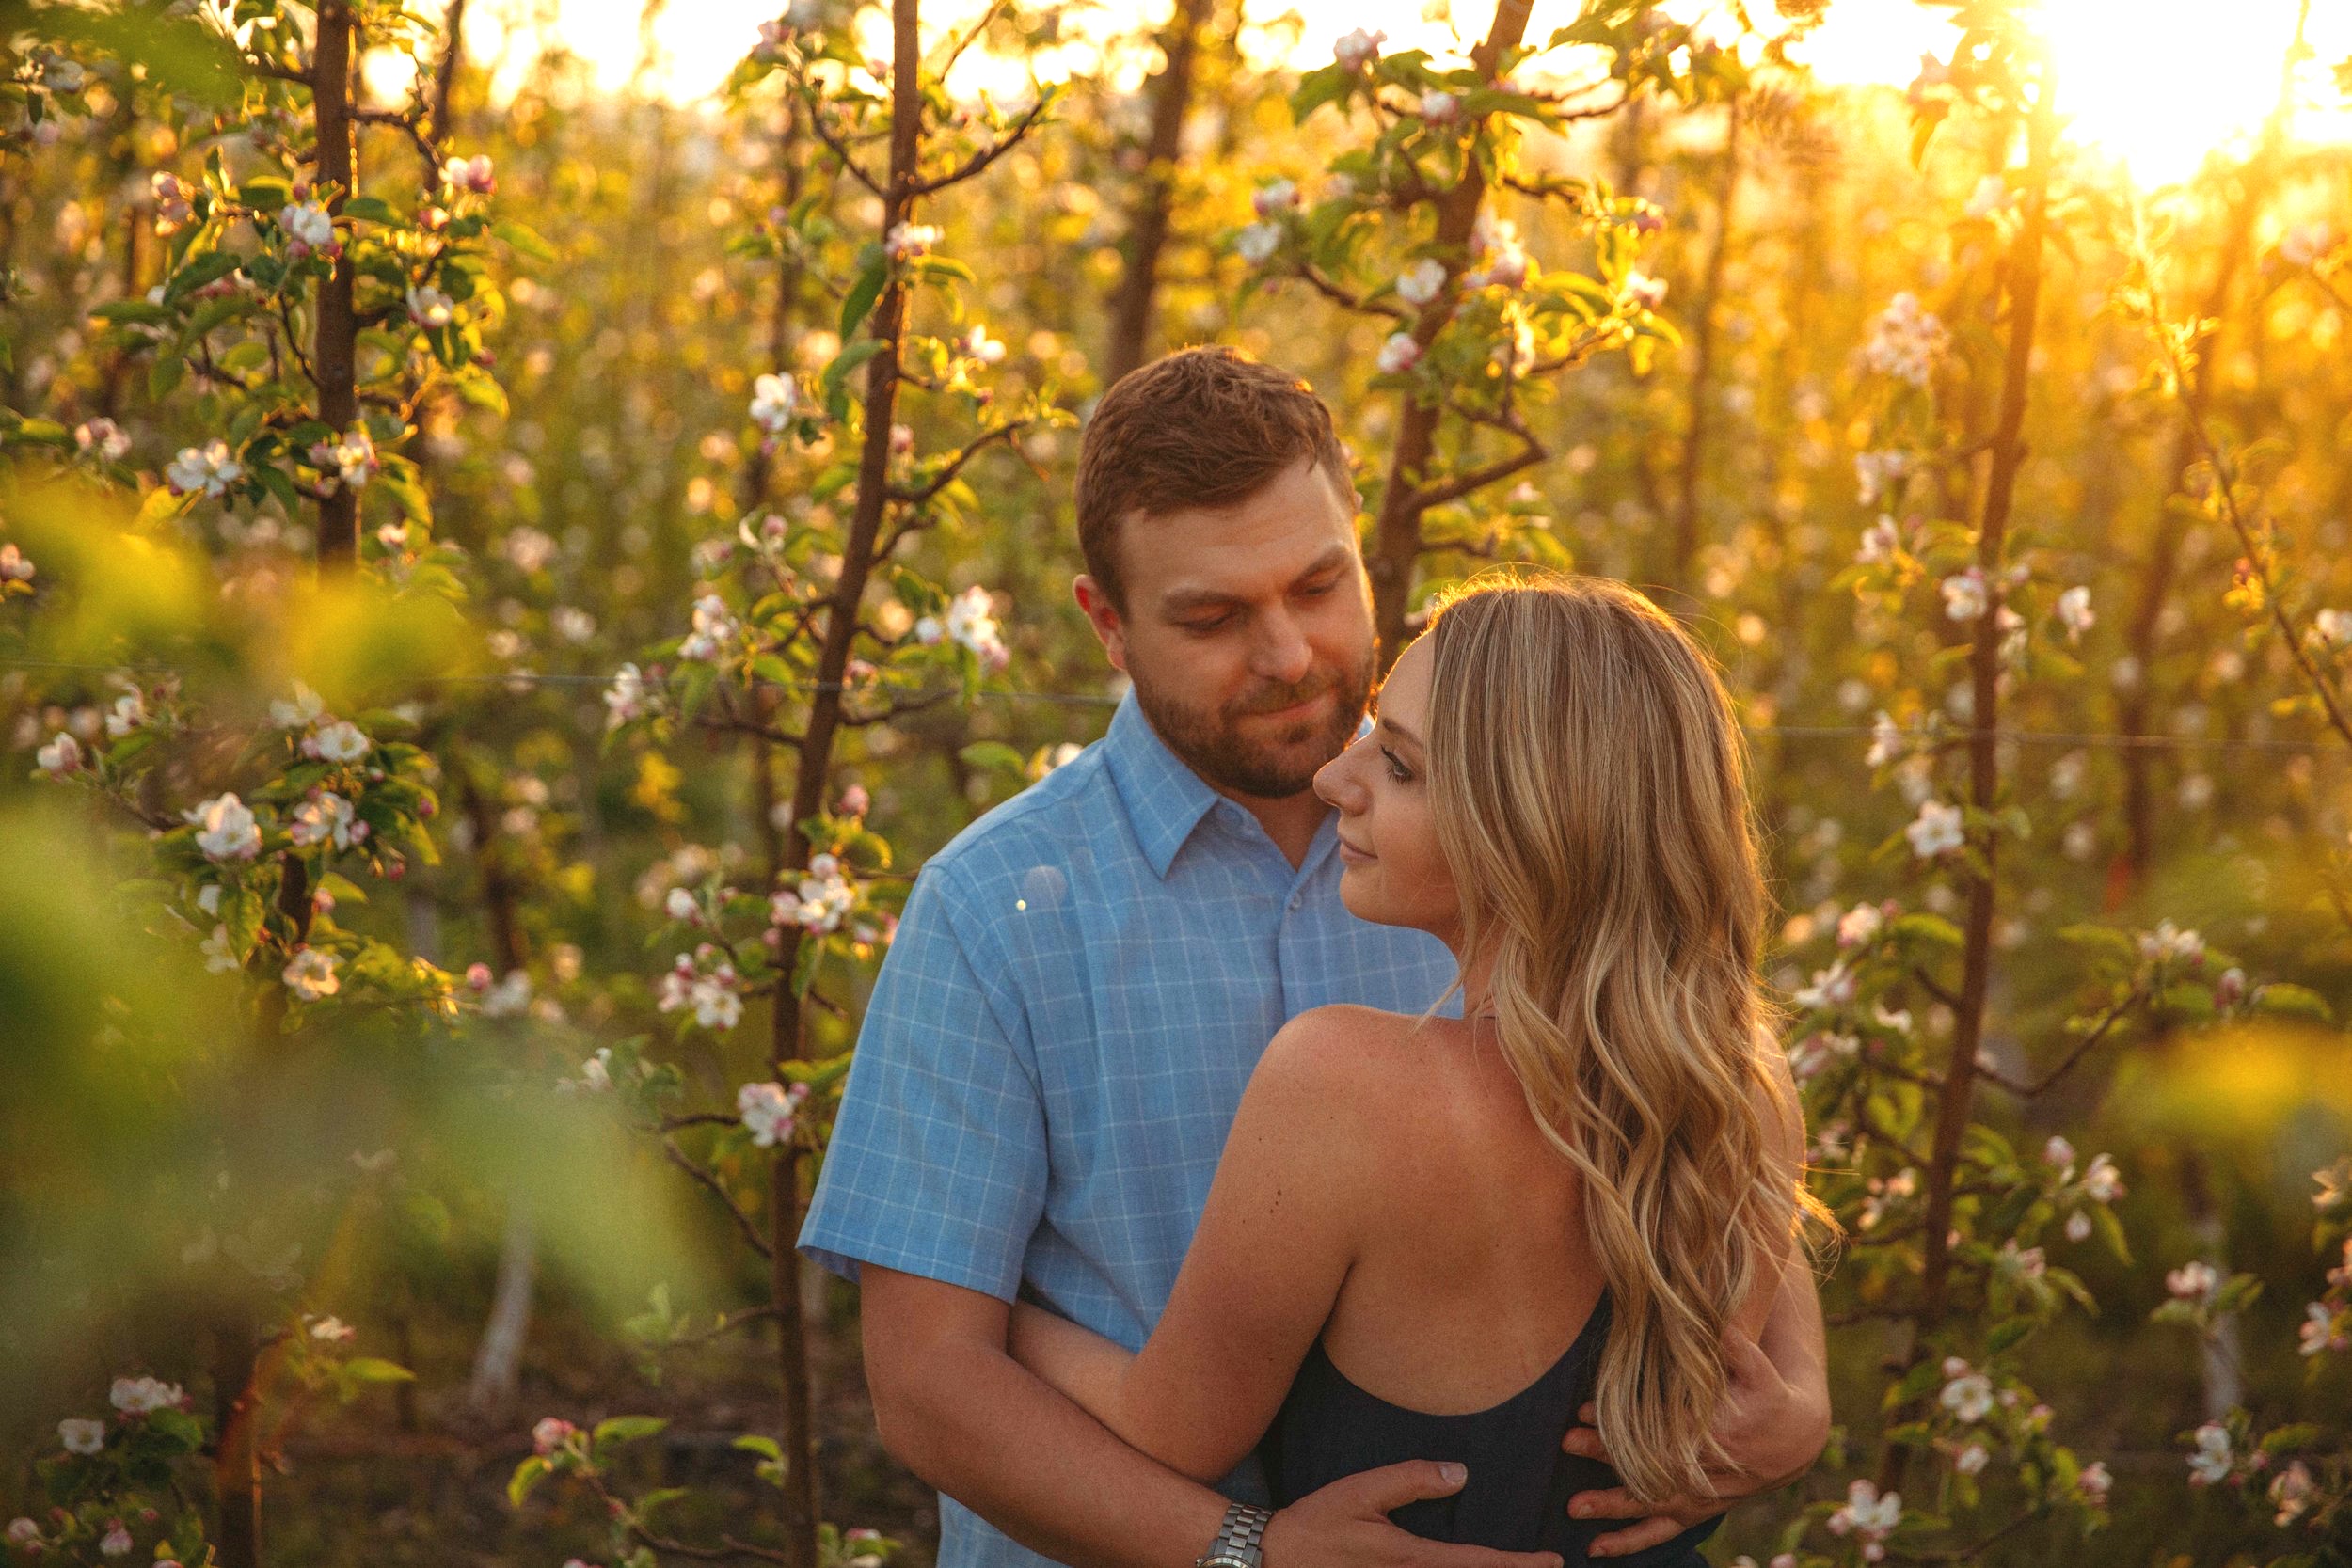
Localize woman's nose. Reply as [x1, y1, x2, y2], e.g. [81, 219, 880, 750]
[1313, 745, 1366, 813]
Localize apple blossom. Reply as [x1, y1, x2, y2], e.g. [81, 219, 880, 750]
[665, 887, 700, 923]
[1953, 1441, 1988, 1475]
[1825, 1478, 1900, 1560]
[1623, 271, 1668, 310]
[837, 784, 871, 817]
[2081, 1153, 2124, 1203]
[303, 719, 371, 764]
[532, 1417, 579, 1456]
[1939, 1370, 1994, 1422]
[2137, 920, 2202, 964]
[2312, 608, 2352, 649]
[1234, 221, 1282, 264]
[2186, 1421, 2233, 1484]
[286, 790, 358, 851]
[6, 1519, 40, 1546]
[2043, 1134, 2075, 1171]
[309, 427, 378, 491]
[278, 200, 334, 249]
[1855, 515, 1900, 567]
[2302, 1301, 2348, 1355]
[2056, 585, 2094, 641]
[2269, 1459, 2314, 1526]
[1419, 89, 1460, 126]
[440, 152, 496, 195]
[151, 171, 193, 232]
[74, 417, 131, 460]
[201, 925, 240, 973]
[110, 1377, 183, 1416]
[1375, 332, 1422, 375]
[2076, 1460, 2111, 1504]
[943, 585, 1008, 666]
[1906, 799, 1964, 859]
[605, 663, 648, 729]
[103, 689, 145, 738]
[1864, 292, 1951, 386]
[738, 1079, 810, 1147]
[407, 284, 456, 329]
[750, 372, 797, 433]
[1396, 258, 1448, 307]
[1836, 902, 1884, 947]
[1792, 963, 1857, 1011]
[1853, 449, 1910, 506]
[679, 594, 739, 662]
[482, 970, 532, 1018]
[166, 439, 245, 498]
[580, 1048, 613, 1092]
[883, 222, 940, 261]
[961, 325, 1008, 365]
[99, 1520, 132, 1557]
[184, 792, 262, 861]
[1866, 711, 1903, 768]
[59, 1418, 104, 1454]
[282, 947, 341, 1002]
[1333, 26, 1386, 70]
[1252, 180, 1298, 217]
[1941, 566, 1990, 622]
[2166, 1260, 2219, 1301]
[36, 730, 82, 776]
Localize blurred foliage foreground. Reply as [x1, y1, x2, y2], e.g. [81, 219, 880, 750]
[2, 1, 2352, 1566]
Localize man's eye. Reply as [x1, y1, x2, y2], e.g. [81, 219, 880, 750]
[1182, 616, 1232, 636]
[1296, 578, 1338, 598]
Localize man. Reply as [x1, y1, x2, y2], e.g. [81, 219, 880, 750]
[800, 347, 1828, 1568]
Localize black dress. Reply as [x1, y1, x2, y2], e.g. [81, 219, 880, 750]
[1261, 1291, 1724, 1567]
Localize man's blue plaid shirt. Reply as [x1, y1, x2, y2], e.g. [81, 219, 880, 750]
[800, 689, 1455, 1568]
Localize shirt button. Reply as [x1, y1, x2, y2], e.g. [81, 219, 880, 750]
[1286, 892, 1303, 911]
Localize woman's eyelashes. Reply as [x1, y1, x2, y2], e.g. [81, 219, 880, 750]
[1380, 746, 1413, 783]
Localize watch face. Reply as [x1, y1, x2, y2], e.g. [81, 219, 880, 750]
[1198, 1554, 1255, 1568]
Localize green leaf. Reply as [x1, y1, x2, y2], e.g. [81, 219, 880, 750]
[838, 252, 888, 341]
[506, 1455, 550, 1508]
[592, 1415, 670, 1449]
[342, 195, 396, 225]
[341, 1356, 415, 1384]
[959, 741, 1026, 776]
[492, 220, 558, 262]
[165, 249, 243, 303]
[2252, 982, 2331, 1022]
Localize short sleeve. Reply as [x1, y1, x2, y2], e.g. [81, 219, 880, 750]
[797, 864, 1046, 1301]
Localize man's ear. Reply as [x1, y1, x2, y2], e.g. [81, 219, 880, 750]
[1073, 575, 1129, 674]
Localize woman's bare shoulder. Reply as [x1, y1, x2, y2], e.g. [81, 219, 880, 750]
[1253, 1004, 1472, 1117]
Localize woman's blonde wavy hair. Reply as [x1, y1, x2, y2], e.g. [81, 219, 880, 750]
[1421, 571, 1836, 1506]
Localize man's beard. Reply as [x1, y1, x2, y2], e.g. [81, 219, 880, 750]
[1130, 649, 1375, 800]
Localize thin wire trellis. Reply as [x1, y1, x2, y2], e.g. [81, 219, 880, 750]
[5, 656, 2343, 754]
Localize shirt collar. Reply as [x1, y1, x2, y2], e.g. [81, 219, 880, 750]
[1103, 689, 1223, 880]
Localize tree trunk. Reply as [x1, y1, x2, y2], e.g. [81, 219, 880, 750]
[211, 1315, 263, 1568]
[1104, 0, 1216, 386]
[1878, 66, 2058, 1500]
[1666, 96, 1742, 599]
[469, 1200, 537, 1414]
[431, 0, 469, 145]
[311, 0, 360, 567]
[1366, 0, 1536, 670]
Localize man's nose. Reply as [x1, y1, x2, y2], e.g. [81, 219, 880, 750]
[1250, 609, 1313, 684]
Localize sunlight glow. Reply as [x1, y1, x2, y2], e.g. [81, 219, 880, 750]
[443, 0, 2352, 191]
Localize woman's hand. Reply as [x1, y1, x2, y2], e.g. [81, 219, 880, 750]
[1557, 1328, 1831, 1558]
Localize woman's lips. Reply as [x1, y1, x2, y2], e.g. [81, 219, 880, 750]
[1337, 834, 1375, 863]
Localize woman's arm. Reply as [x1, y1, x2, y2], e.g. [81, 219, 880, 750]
[1003, 1008, 1375, 1482]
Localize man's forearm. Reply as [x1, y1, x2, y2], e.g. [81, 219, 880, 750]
[877, 1330, 1232, 1568]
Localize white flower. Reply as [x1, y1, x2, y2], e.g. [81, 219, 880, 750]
[2081, 1152, 2124, 1203]
[665, 887, 699, 923]
[271, 682, 326, 730]
[405, 283, 457, 329]
[580, 1048, 613, 1091]
[944, 584, 1008, 667]
[2166, 1261, 2218, 1300]
[1396, 258, 1448, 307]
[1826, 1478, 1901, 1553]
[286, 791, 358, 851]
[2076, 1460, 2112, 1504]
[679, 594, 739, 662]
[1419, 88, 1461, 126]
[2313, 608, 2352, 649]
[110, 1375, 183, 1414]
[304, 719, 371, 763]
[1836, 903, 1884, 947]
[883, 222, 940, 261]
[1333, 26, 1386, 70]
[278, 200, 335, 248]
[75, 417, 132, 460]
[912, 615, 944, 646]
[6, 1519, 40, 1546]
[36, 730, 83, 776]
[1963, 174, 2010, 220]
[1623, 270, 1668, 310]
[1792, 963, 1857, 1011]
[1866, 710, 1903, 768]
[1856, 515, 1901, 566]
[777, 859, 856, 933]
[2280, 222, 2335, 268]
[1376, 332, 1422, 375]
[0, 541, 33, 582]
[440, 152, 495, 195]
[1863, 291, 1949, 386]
[659, 958, 743, 1031]
[1939, 1372, 1994, 1423]
[2137, 920, 2202, 965]
[2301, 1301, 2347, 1356]
[961, 325, 1007, 365]
[1953, 1441, 1988, 1475]
[104, 689, 145, 737]
[2065, 1211, 2093, 1242]
[604, 664, 647, 730]
[281, 947, 341, 1002]
[201, 924, 241, 974]
[1941, 567, 1990, 623]
[738, 1080, 809, 1147]
[481, 969, 532, 1017]
[1906, 799, 1965, 859]
[59, 1417, 106, 1454]
[185, 792, 262, 861]
[100, 1521, 133, 1557]
[2056, 585, 2094, 642]
[532, 1417, 578, 1456]
[166, 439, 245, 498]
[2271, 1460, 2315, 1526]
[1854, 450, 1910, 506]
[1252, 180, 1298, 217]
[1234, 221, 1282, 264]
[2043, 1134, 2076, 1171]
[2186, 1422, 2233, 1485]
[310, 1314, 356, 1341]
[750, 372, 797, 434]
[309, 427, 378, 491]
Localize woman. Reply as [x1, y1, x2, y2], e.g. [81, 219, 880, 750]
[1008, 574, 1833, 1564]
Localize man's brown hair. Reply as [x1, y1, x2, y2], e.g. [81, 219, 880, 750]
[1075, 346, 1355, 609]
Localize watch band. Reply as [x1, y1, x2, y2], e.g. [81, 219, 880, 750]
[1195, 1502, 1274, 1568]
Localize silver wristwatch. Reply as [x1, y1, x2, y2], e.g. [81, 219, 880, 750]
[1195, 1502, 1274, 1568]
